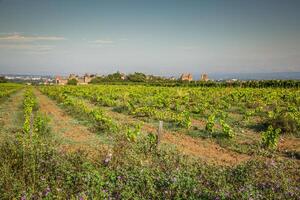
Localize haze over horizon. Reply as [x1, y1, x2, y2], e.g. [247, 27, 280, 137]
[0, 0, 300, 76]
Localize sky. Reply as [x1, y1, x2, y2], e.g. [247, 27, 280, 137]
[0, 0, 300, 76]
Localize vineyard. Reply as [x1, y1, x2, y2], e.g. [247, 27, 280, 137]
[0, 83, 22, 100]
[39, 85, 300, 154]
[0, 83, 299, 199]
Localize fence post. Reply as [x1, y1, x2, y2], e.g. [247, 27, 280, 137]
[157, 121, 163, 146]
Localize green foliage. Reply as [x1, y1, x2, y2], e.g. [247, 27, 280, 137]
[1, 86, 300, 199]
[0, 83, 23, 100]
[23, 89, 38, 134]
[67, 78, 78, 85]
[0, 76, 7, 83]
[269, 111, 299, 135]
[261, 125, 281, 149]
[145, 132, 158, 152]
[127, 72, 146, 82]
[34, 112, 51, 137]
[243, 109, 255, 123]
[125, 124, 141, 142]
[39, 84, 300, 136]
[220, 119, 234, 138]
[104, 71, 125, 81]
[90, 108, 117, 132]
[0, 131, 299, 199]
[1, 82, 300, 199]
[40, 87, 118, 133]
[90, 72, 125, 83]
[205, 114, 216, 133]
[174, 111, 191, 128]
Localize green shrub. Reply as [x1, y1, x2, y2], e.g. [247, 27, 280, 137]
[205, 114, 216, 133]
[261, 125, 281, 149]
[67, 78, 78, 85]
[220, 119, 234, 138]
[125, 124, 141, 142]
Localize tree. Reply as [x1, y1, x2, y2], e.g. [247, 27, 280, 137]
[0, 76, 7, 83]
[127, 72, 146, 82]
[106, 71, 124, 81]
[67, 78, 78, 85]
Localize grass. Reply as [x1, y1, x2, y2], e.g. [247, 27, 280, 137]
[1, 126, 299, 199]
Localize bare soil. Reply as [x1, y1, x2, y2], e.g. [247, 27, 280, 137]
[34, 89, 108, 158]
[103, 107, 250, 166]
[279, 136, 300, 152]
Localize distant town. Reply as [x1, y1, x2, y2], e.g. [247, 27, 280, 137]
[1, 72, 211, 85]
[1, 71, 300, 85]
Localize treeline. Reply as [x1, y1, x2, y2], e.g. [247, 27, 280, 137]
[90, 72, 300, 88]
[0, 76, 7, 83]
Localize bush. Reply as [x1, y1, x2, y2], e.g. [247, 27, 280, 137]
[0, 76, 7, 83]
[67, 78, 78, 85]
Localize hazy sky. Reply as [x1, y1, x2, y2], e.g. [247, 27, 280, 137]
[0, 0, 300, 76]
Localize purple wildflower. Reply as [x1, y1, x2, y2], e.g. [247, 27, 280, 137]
[43, 187, 51, 196]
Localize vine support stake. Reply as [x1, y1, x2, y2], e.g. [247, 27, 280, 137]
[157, 120, 163, 146]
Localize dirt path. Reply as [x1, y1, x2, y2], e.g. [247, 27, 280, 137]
[34, 89, 107, 158]
[103, 107, 250, 166]
[279, 137, 300, 152]
[0, 90, 24, 137]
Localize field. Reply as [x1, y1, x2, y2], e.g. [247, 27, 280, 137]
[0, 83, 299, 199]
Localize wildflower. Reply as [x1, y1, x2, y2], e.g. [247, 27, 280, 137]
[43, 187, 51, 196]
[270, 159, 276, 167]
[103, 153, 112, 165]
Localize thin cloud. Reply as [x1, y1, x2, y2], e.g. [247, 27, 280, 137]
[0, 44, 54, 51]
[90, 39, 114, 44]
[0, 33, 65, 42]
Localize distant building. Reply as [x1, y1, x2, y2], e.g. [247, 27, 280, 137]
[201, 74, 209, 81]
[77, 73, 95, 85]
[120, 73, 126, 80]
[180, 73, 193, 81]
[55, 76, 68, 85]
[55, 74, 95, 85]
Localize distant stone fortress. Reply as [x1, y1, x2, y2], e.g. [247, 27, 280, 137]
[55, 74, 96, 85]
[180, 73, 209, 82]
[55, 73, 208, 85]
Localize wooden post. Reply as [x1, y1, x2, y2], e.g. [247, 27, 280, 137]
[157, 121, 163, 146]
